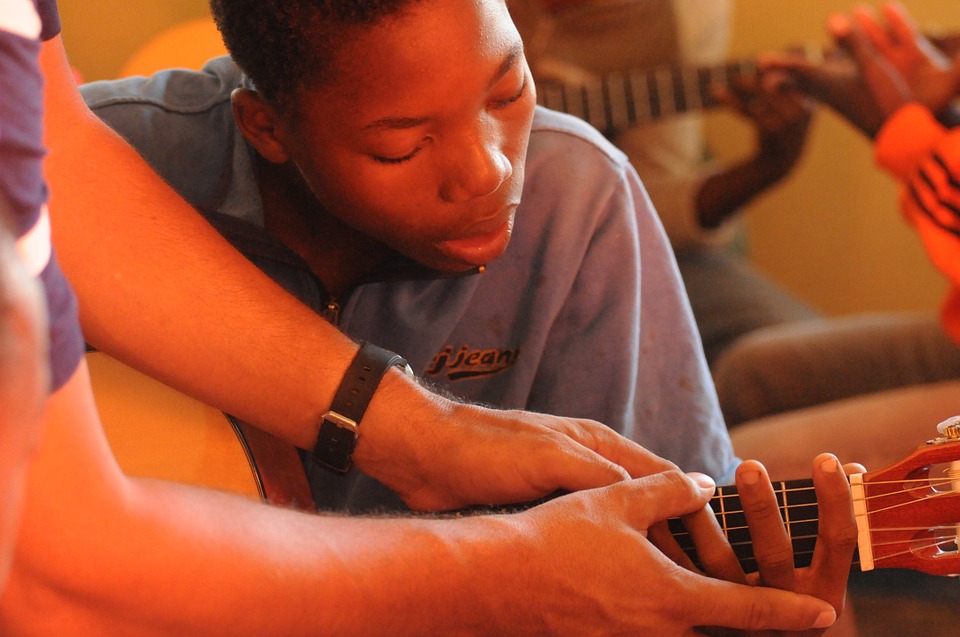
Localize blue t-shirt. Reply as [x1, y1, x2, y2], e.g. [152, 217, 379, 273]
[1, 0, 84, 391]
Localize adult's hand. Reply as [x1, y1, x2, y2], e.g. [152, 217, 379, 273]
[498, 470, 839, 636]
[355, 370, 678, 511]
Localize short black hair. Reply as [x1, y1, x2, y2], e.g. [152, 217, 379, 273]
[209, 0, 418, 109]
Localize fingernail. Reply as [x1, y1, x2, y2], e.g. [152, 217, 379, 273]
[814, 608, 837, 629]
[740, 468, 760, 485]
[820, 456, 840, 473]
[827, 14, 850, 35]
[689, 472, 716, 493]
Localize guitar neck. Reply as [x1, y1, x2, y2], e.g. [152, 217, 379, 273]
[668, 479, 864, 573]
[536, 58, 759, 131]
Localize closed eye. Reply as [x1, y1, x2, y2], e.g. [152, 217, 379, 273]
[373, 148, 421, 164]
[491, 75, 528, 109]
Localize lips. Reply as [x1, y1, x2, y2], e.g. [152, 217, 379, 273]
[436, 213, 515, 267]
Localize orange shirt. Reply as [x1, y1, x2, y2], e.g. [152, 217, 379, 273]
[874, 103, 960, 345]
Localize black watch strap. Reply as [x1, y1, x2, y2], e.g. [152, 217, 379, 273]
[312, 342, 410, 474]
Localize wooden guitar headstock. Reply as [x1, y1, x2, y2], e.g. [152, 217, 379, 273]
[852, 418, 960, 576]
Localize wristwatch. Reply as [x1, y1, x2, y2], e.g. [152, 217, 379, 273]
[312, 342, 412, 474]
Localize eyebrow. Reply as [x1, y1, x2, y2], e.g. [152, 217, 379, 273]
[362, 40, 525, 133]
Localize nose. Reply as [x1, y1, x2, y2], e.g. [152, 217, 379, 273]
[439, 118, 513, 203]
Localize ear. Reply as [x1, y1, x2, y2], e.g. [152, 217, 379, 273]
[231, 88, 290, 164]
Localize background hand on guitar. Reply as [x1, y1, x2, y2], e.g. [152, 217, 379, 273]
[709, 66, 815, 217]
[760, 2, 960, 137]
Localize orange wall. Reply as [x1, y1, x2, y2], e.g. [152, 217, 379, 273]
[59, 0, 958, 316]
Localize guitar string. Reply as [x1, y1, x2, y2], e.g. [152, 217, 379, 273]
[708, 476, 957, 513]
[678, 535, 956, 570]
[677, 482, 959, 534]
[673, 525, 959, 544]
[672, 529, 958, 571]
[710, 475, 956, 499]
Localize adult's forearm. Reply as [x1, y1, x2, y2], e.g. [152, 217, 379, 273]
[0, 368, 519, 637]
[40, 37, 354, 449]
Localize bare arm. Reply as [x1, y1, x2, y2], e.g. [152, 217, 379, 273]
[41, 35, 350, 448]
[0, 367, 838, 636]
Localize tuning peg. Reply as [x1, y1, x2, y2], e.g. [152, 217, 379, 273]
[935, 416, 960, 440]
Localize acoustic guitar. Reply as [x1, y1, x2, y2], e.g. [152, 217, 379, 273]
[86, 351, 314, 511]
[87, 351, 960, 576]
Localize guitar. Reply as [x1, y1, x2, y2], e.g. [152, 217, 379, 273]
[533, 45, 828, 132]
[86, 351, 314, 512]
[87, 351, 960, 576]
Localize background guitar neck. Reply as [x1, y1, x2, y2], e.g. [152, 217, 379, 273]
[535, 46, 823, 131]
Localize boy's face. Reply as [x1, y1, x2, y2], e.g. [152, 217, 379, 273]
[0, 228, 48, 588]
[275, 0, 535, 272]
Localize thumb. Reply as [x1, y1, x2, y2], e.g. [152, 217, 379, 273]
[679, 575, 837, 632]
[625, 470, 716, 529]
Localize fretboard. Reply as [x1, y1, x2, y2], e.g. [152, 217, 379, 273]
[536, 59, 758, 132]
[668, 479, 862, 573]
[535, 42, 834, 132]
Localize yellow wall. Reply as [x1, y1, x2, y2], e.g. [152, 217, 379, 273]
[59, 0, 958, 316]
[710, 1, 959, 316]
[59, 0, 209, 81]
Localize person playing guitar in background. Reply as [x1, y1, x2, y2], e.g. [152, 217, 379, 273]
[508, 0, 821, 388]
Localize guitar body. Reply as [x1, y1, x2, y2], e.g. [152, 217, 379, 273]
[86, 351, 314, 511]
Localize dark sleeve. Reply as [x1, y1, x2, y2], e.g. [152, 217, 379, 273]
[36, 0, 60, 41]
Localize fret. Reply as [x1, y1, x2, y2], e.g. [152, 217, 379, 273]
[669, 66, 686, 115]
[605, 73, 631, 131]
[628, 71, 650, 123]
[696, 67, 717, 111]
[599, 75, 614, 133]
[718, 482, 729, 535]
[581, 81, 605, 131]
[647, 71, 663, 120]
[681, 66, 702, 112]
[781, 482, 791, 543]
[565, 83, 585, 121]
[655, 68, 674, 118]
